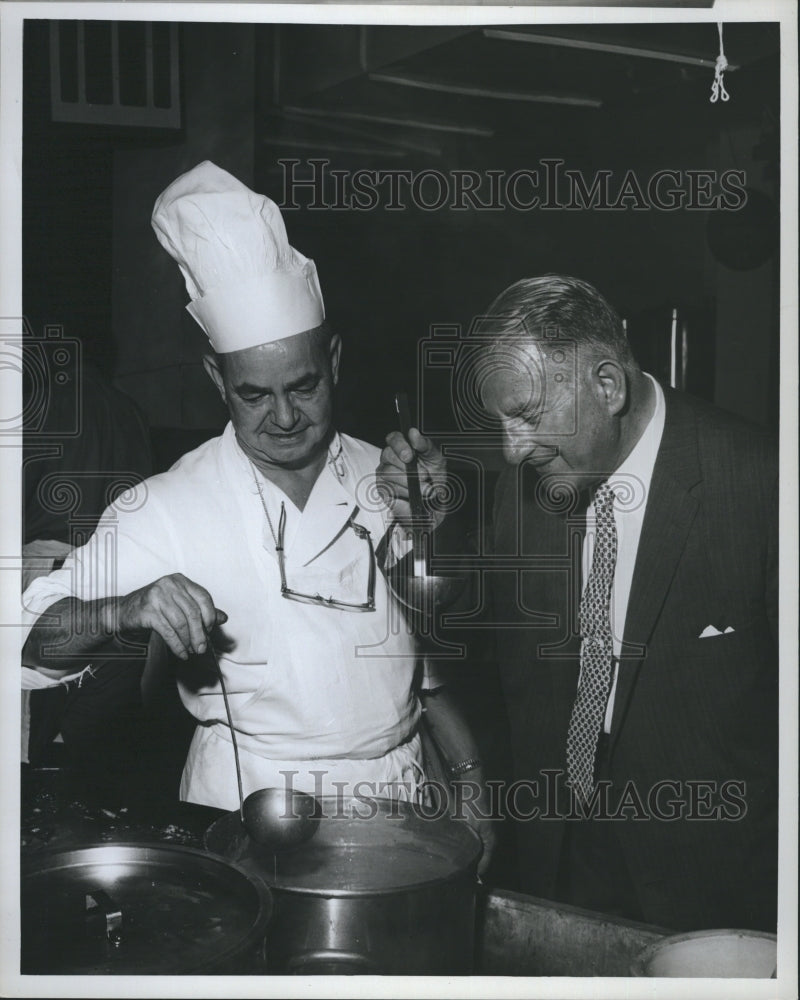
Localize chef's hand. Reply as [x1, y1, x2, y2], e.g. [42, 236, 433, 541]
[118, 573, 227, 661]
[454, 780, 498, 878]
[476, 820, 498, 879]
[378, 428, 448, 528]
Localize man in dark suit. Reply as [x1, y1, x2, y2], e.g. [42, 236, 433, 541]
[470, 274, 777, 932]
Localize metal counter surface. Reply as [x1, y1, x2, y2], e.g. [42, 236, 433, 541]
[476, 887, 671, 976]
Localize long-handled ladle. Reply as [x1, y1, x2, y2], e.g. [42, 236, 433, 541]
[207, 639, 320, 850]
[389, 392, 466, 614]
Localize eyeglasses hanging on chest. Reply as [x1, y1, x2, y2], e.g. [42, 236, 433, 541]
[250, 460, 376, 612]
[275, 502, 376, 612]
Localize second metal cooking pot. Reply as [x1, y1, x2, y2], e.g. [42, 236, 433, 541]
[21, 843, 272, 974]
[204, 795, 482, 974]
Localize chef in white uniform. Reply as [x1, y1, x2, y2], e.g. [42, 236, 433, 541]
[21, 162, 492, 854]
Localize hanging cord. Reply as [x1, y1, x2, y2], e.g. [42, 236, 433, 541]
[710, 22, 730, 104]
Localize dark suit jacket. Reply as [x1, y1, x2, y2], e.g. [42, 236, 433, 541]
[490, 387, 778, 931]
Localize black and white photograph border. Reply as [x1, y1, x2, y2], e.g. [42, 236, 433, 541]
[0, 1, 797, 998]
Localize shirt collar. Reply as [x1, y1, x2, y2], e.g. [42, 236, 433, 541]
[325, 430, 347, 481]
[226, 422, 347, 490]
[606, 373, 666, 507]
[226, 424, 359, 565]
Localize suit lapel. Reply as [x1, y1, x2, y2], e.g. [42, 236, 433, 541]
[521, 481, 586, 708]
[610, 389, 702, 745]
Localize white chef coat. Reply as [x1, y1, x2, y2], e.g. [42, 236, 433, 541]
[580, 374, 666, 733]
[21, 424, 427, 808]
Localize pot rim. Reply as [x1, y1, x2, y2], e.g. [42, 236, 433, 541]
[204, 798, 485, 897]
[267, 853, 481, 898]
[22, 842, 274, 974]
[630, 927, 778, 978]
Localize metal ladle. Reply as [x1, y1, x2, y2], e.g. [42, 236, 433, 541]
[208, 640, 321, 850]
[388, 392, 466, 614]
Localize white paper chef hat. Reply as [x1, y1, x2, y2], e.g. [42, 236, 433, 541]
[151, 161, 325, 353]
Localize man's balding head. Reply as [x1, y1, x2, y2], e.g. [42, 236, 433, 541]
[472, 275, 653, 487]
[484, 274, 638, 376]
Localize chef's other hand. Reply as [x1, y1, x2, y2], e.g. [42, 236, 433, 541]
[378, 428, 448, 528]
[118, 573, 227, 661]
[474, 813, 498, 878]
[455, 786, 498, 878]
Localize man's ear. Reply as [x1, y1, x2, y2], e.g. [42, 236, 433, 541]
[329, 333, 342, 386]
[203, 353, 227, 404]
[593, 359, 628, 416]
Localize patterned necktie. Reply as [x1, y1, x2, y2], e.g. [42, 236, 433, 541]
[566, 481, 618, 803]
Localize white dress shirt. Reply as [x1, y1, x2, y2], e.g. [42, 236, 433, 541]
[580, 374, 666, 733]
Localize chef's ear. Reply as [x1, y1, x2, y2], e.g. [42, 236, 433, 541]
[329, 332, 342, 386]
[203, 353, 227, 404]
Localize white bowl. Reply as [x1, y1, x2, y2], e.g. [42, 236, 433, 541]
[632, 929, 777, 978]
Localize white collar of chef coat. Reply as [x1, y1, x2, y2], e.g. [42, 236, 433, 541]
[228, 424, 362, 567]
[604, 372, 666, 516]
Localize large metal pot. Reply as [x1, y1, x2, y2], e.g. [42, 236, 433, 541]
[204, 795, 482, 975]
[21, 843, 272, 974]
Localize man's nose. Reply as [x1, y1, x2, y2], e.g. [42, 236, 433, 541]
[271, 395, 299, 430]
[502, 420, 535, 464]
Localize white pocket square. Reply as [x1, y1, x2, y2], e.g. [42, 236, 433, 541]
[699, 624, 735, 638]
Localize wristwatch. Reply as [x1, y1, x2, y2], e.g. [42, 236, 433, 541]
[447, 757, 482, 778]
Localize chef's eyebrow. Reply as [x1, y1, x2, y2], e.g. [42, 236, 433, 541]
[235, 373, 321, 394]
[287, 373, 321, 391]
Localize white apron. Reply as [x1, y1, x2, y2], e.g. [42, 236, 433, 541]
[175, 428, 423, 807]
[180, 727, 425, 810]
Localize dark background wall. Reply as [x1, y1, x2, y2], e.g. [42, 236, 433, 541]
[23, 19, 781, 458]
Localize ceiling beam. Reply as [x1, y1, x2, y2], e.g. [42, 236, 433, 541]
[267, 25, 476, 106]
[261, 135, 406, 158]
[282, 104, 494, 139]
[482, 28, 740, 71]
[368, 71, 603, 108]
[279, 109, 443, 156]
